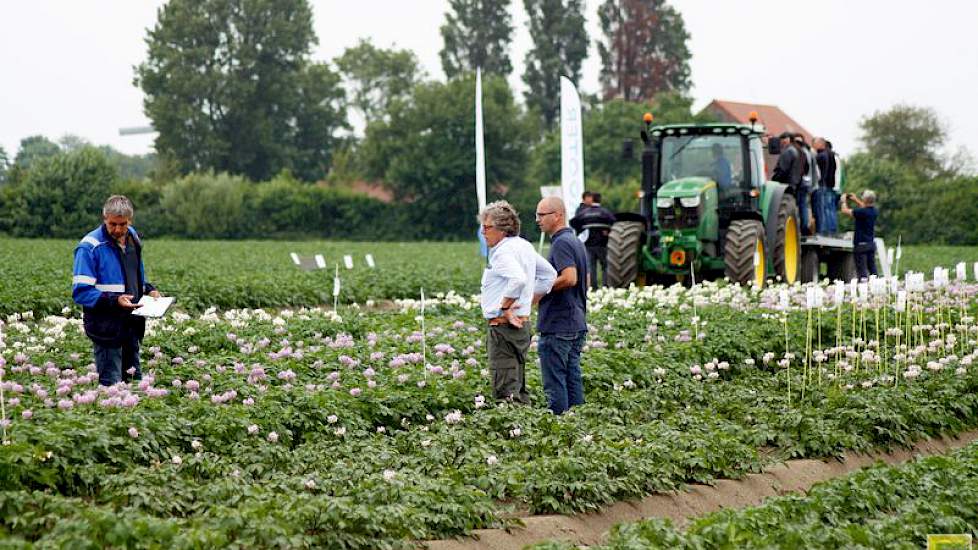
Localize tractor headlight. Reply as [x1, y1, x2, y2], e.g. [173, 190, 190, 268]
[679, 196, 701, 208]
[656, 197, 674, 209]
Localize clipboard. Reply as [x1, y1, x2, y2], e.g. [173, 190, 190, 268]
[132, 296, 175, 318]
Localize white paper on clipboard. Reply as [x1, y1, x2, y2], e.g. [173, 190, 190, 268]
[132, 296, 175, 318]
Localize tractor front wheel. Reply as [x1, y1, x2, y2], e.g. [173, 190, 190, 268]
[724, 219, 765, 287]
[606, 221, 645, 288]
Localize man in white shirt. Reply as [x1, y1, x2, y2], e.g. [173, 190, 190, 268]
[479, 200, 557, 403]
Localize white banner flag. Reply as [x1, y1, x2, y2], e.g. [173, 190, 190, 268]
[475, 68, 486, 213]
[560, 76, 584, 212]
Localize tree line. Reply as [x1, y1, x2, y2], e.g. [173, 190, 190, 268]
[0, 0, 974, 243]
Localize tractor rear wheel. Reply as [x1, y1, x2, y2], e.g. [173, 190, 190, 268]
[827, 251, 857, 282]
[724, 220, 765, 287]
[801, 249, 820, 283]
[606, 221, 645, 288]
[773, 195, 801, 284]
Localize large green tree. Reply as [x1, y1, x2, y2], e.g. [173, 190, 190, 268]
[360, 73, 532, 238]
[858, 103, 947, 178]
[522, 0, 588, 129]
[440, 0, 514, 78]
[136, 0, 347, 182]
[335, 38, 423, 125]
[597, 0, 691, 101]
[13, 135, 61, 170]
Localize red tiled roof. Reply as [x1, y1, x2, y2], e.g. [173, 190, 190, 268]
[702, 100, 814, 143]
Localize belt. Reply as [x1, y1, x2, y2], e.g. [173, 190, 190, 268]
[488, 315, 529, 326]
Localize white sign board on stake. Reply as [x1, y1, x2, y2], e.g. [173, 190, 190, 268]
[314, 254, 326, 269]
[290, 252, 301, 265]
[365, 254, 375, 269]
[343, 255, 353, 270]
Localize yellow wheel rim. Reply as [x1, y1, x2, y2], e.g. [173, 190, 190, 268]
[783, 215, 799, 283]
[754, 238, 765, 288]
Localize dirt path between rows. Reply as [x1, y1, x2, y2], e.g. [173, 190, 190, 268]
[424, 430, 978, 550]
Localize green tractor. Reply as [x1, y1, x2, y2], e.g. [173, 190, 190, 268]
[606, 115, 806, 288]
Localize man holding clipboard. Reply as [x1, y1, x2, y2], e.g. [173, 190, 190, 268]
[72, 195, 167, 386]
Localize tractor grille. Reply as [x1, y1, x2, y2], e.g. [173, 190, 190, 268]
[658, 200, 701, 229]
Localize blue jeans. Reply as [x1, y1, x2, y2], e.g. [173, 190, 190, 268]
[93, 334, 142, 386]
[538, 331, 586, 414]
[813, 188, 838, 235]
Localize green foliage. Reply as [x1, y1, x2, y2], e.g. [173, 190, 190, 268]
[0, 146, 117, 238]
[360, 73, 533, 238]
[3, 278, 978, 547]
[12, 135, 61, 171]
[136, 0, 348, 182]
[560, 441, 978, 549]
[597, 0, 691, 101]
[858, 103, 947, 178]
[159, 172, 251, 238]
[439, 0, 514, 78]
[847, 152, 978, 244]
[335, 38, 423, 124]
[522, 0, 588, 129]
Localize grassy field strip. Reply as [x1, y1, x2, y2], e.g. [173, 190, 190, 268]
[425, 429, 978, 550]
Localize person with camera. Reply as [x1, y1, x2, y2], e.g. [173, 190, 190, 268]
[841, 190, 878, 280]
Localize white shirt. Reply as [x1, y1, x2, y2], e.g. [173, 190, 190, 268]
[480, 236, 556, 319]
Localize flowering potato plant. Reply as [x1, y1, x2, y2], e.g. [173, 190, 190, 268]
[1, 273, 978, 547]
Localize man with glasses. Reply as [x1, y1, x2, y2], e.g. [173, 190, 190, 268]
[479, 201, 556, 404]
[536, 197, 589, 414]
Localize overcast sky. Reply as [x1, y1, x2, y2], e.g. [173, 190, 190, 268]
[2, 1, 977, 162]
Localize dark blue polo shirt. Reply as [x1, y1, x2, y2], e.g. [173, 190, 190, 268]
[538, 227, 588, 334]
[853, 207, 877, 245]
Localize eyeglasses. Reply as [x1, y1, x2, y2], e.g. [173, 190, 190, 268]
[535, 211, 555, 220]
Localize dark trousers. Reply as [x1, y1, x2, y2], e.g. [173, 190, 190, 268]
[796, 185, 812, 235]
[93, 333, 142, 386]
[537, 331, 586, 414]
[854, 243, 877, 280]
[586, 245, 608, 289]
[487, 324, 531, 404]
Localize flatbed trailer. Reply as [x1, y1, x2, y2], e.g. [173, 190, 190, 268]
[800, 233, 855, 282]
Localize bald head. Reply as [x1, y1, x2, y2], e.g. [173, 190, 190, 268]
[536, 197, 567, 236]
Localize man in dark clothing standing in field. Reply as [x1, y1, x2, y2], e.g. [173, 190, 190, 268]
[841, 190, 878, 280]
[571, 193, 616, 289]
[536, 196, 588, 415]
[575, 191, 593, 217]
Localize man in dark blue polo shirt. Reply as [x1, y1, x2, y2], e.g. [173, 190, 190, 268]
[841, 190, 878, 280]
[535, 196, 588, 414]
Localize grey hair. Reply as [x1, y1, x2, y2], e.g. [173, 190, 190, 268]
[861, 190, 876, 205]
[103, 195, 134, 218]
[479, 200, 521, 237]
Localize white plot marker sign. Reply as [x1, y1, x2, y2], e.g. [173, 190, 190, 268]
[315, 254, 326, 269]
[290, 252, 301, 265]
[344, 255, 354, 270]
[365, 254, 375, 269]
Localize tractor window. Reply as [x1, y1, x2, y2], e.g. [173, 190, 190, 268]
[660, 134, 743, 191]
[749, 137, 765, 187]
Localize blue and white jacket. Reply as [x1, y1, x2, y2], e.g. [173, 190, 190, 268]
[72, 224, 155, 345]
